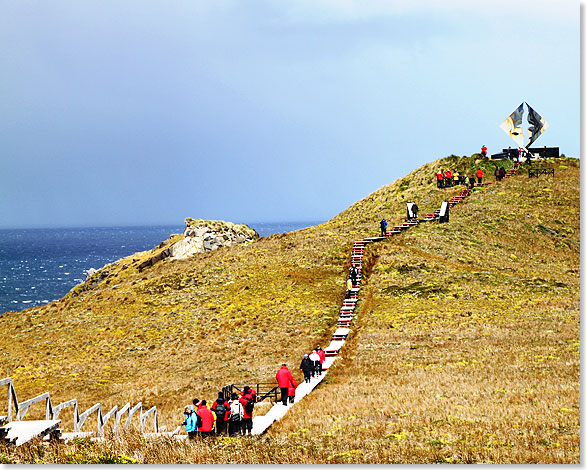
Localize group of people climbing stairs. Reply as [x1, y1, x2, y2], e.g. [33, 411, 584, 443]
[0, 162, 521, 444]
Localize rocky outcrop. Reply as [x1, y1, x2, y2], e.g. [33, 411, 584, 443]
[169, 218, 259, 260]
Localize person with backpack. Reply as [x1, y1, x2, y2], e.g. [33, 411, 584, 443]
[316, 345, 326, 375]
[196, 400, 216, 439]
[379, 218, 387, 237]
[476, 168, 483, 184]
[211, 392, 231, 435]
[181, 405, 198, 439]
[300, 353, 313, 383]
[499, 167, 506, 181]
[228, 392, 243, 436]
[239, 387, 255, 435]
[276, 364, 297, 406]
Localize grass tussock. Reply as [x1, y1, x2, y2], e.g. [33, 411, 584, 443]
[1, 156, 579, 463]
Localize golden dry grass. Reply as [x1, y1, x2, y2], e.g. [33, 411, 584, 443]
[1, 156, 579, 463]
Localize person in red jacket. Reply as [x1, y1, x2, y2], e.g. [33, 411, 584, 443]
[444, 169, 452, 187]
[316, 346, 326, 375]
[211, 392, 231, 435]
[239, 387, 255, 435]
[436, 171, 444, 188]
[288, 382, 297, 404]
[476, 168, 484, 184]
[481, 145, 487, 157]
[276, 364, 296, 406]
[196, 400, 216, 438]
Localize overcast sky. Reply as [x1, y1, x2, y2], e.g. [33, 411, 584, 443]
[0, 0, 579, 229]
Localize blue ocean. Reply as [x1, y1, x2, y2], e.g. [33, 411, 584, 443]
[0, 222, 320, 314]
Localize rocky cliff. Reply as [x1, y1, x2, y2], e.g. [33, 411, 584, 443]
[169, 218, 259, 260]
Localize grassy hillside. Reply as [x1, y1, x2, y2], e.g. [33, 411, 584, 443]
[1, 156, 579, 463]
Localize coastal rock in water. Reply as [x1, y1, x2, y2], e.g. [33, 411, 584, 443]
[169, 218, 259, 260]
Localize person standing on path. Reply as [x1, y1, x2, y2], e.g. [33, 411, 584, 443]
[453, 170, 460, 186]
[469, 175, 476, 188]
[445, 169, 452, 187]
[211, 392, 231, 435]
[476, 168, 483, 184]
[316, 345, 326, 375]
[228, 393, 243, 436]
[349, 265, 359, 286]
[196, 400, 216, 439]
[276, 364, 297, 406]
[481, 145, 488, 158]
[499, 167, 506, 181]
[300, 354, 313, 383]
[309, 350, 321, 378]
[436, 171, 444, 188]
[239, 387, 255, 435]
[380, 218, 387, 237]
[346, 278, 354, 298]
[181, 405, 198, 439]
[288, 381, 297, 404]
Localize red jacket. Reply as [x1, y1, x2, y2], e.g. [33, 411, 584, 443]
[276, 366, 295, 388]
[481, 145, 487, 153]
[288, 383, 297, 397]
[317, 349, 325, 363]
[196, 406, 216, 432]
[239, 392, 255, 419]
[436, 172, 443, 180]
[211, 399, 231, 422]
[445, 170, 452, 179]
[476, 169, 483, 178]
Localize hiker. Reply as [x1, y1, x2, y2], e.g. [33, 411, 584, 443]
[453, 170, 460, 185]
[411, 202, 418, 219]
[380, 218, 387, 236]
[309, 350, 321, 378]
[499, 167, 506, 180]
[192, 398, 202, 410]
[468, 175, 476, 188]
[436, 171, 444, 188]
[462, 174, 469, 187]
[196, 400, 216, 439]
[316, 345, 326, 375]
[288, 381, 297, 404]
[346, 278, 353, 298]
[228, 393, 243, 436]
[481, 145, 487, 158]
[349, 265, 359, 286]
[494, 166, 500, 181]
[476, 168, 483, 184]
[239, 387, 255, 435]
[211, 392, 231, 435]
[444, 169, 452, 187]
[300, 353, 313, 383]
[276, 364, 297, 406]
[181, 405, 198, 439]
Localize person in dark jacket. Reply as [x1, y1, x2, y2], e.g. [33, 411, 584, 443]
[380, 219, 387, 236]
[276, 364, 297, 406]
[469, 175, 476, 188]
[349, 265, 359, 286]
[300, 354, 313, 383]
[499, 167, 506, 180]
[211, 392, 231, 435]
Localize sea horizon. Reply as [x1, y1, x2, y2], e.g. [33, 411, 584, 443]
[0, 221, 323, 314]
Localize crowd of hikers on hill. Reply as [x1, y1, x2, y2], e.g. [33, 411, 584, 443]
[181, 347, 327, 439]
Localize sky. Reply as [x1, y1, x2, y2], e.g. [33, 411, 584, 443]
[0, 0, 580, 229]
